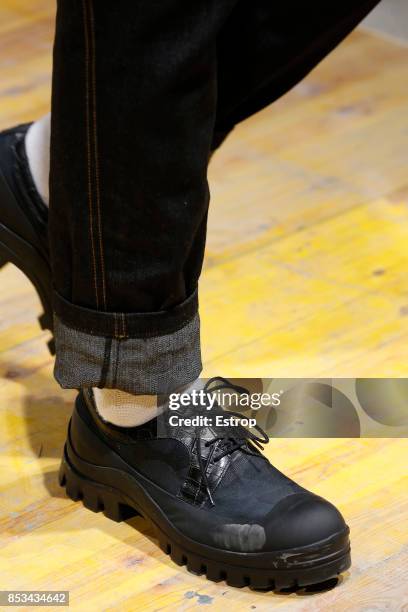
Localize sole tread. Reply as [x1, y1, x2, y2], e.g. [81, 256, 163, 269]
[58, 453, 350, 592]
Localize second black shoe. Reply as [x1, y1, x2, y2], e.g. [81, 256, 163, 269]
[0, 123, 53, 352]
[59, 379, 351, 590]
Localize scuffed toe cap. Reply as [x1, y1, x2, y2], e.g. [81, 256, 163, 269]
[263, 492, 347, 551]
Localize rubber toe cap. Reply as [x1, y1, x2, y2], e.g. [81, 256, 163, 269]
[264, 492, 347, 550]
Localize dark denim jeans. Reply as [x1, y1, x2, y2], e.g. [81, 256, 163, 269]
[49, 0, 380, 394]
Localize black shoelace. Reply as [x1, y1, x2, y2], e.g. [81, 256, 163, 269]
[195, 377, 269, 506]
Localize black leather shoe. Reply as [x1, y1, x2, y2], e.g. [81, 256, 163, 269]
[0, 123, 53, 353]
[59, 381, 351, 590]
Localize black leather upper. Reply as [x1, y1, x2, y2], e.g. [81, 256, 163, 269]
[0, 124, 49, 259]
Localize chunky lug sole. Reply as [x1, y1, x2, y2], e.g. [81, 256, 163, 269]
[0, 220, 54, 354]
[59, 429, 351, 590]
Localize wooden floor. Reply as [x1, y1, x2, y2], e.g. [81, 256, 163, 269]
[0, 2, 407, 611]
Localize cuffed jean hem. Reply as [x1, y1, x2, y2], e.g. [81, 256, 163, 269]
[52, 287, 199, 338]
[53, 311, 202, 395]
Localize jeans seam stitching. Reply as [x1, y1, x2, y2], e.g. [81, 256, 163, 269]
[112, 339, 120, 388]
[88, 0, 107, 310]
[121, 312, 127, 338]
[99, 337, 112, 388]
[82, 0, 107, 311]
[82, 0, 99, 309]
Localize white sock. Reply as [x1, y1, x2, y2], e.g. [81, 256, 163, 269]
[24, 114, 51, 206]
[93, 379, 202, 427]
[93, 388, 162, 427]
